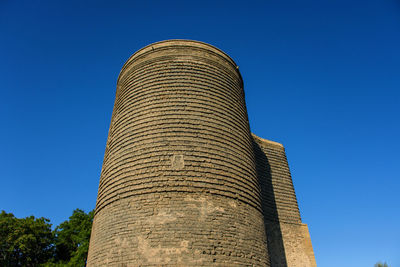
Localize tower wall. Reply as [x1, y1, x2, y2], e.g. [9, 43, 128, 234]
[87, 40, 269, 266]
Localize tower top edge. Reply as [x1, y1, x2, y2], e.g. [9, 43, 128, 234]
[117, 39, 241, 82]
[252, 133, 285, 148]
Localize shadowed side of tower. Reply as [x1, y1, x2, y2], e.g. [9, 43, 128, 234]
[87, 40, 269, 266]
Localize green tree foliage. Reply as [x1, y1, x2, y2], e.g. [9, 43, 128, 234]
[375, 262, 390, 267]
[1, 209, 93, 267]
[0, 211, 54, 266]
[51, 209, 94, 266]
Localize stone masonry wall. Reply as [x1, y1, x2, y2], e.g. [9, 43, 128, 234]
[87, 40, 269, 266]
[252, 134, 301, 225]
[252, 134, 316, 267]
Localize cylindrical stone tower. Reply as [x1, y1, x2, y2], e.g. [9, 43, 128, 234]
[88, 40, 269, 266]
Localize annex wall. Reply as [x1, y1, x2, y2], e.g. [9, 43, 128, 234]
[252, 134, 316, 267]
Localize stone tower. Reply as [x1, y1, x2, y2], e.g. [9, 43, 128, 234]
[87, 40, 316, 266]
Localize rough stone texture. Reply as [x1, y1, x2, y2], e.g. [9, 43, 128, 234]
[252, 134, 316, 267]
[87, 40, 269, 266]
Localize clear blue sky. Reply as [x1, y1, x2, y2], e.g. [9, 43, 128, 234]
[1, 1, 399, 266]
